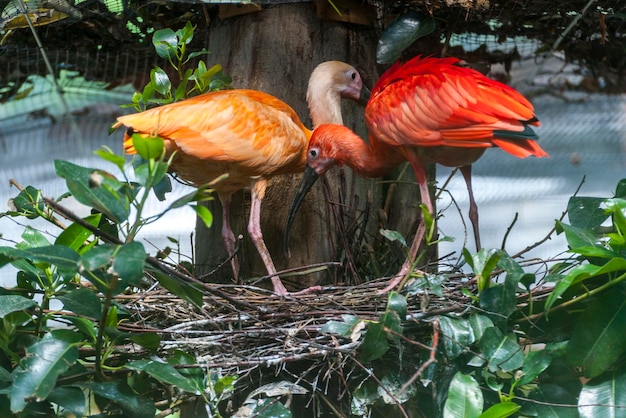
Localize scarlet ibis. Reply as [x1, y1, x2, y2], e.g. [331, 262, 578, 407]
[285, 55, 549, 292]
[114, 61, 367, 296]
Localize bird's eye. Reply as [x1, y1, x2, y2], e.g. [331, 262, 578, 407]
[309, 148, 318, 159]
[350, 72, 357, 80]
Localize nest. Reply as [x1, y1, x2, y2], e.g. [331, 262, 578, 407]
[118, 272, 471, 373]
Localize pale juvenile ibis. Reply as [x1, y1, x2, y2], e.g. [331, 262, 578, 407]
[114, 61, 367, 296]
[285, 55, 549, 293]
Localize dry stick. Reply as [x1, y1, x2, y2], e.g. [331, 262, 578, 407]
[41, 195, 270, 314]
[398, 317, 439, 397]
[510, 176, 586, 259]
[351, 356, 409, 418]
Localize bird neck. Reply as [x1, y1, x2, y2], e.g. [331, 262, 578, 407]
[307, 81, 343, 128]
[336, 131, 403, 178]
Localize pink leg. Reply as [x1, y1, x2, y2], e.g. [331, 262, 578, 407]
[248, 180, 320, 296]
[218, 192, 239, 280]
[381, 159, 430, 294]
[460, 165, 481, 251]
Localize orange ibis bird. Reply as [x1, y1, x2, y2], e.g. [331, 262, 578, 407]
[114, 61, 367, 296]
[285, 55, 549, 292]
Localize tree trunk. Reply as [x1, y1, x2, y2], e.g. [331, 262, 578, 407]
[193, 2, 384, 290]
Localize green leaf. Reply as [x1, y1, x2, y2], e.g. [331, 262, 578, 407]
[567, 196, 609, 230]
[579, 368, 626, 418]
[55, 213, 101, 251]
[129, 332, 161, 352]
[351, 380, 380, 416]
[478, 402, 520, 418]
[80, 244, 116, 271]
[55, 160, 129, 223]
[443, 372, 483, 418]
[615, 179, 626, 199]
[21, 245, 80, 271]
[127, 359, 199, 393]
[0, 295, 36, 318]
[359, 321, 390, 363]
[150, 67, 171, 96]
[479, 283, 517, 331]
[20, 226, 51, 248]
[439, 316, 473, 359]
[518, 350, 553, 386]
[131, 134, 165, 161]
[379, 229, 407, 246]
[192, 204, 213, 228]
[528, 383, 579, 418]
[65, 316, 97, 342]
[321, 315, 364, 341]
[10, 186, 44, 219]
[152, 28, 178, 59]
[557, 221, 599, 251]
[377, 11, 435, 64]
[94, 146, 126, 171]
[248, 398, 291, 418]
[80, 380, 156, 418]
[387, 292, 407, 319]
[47, 386, 85, 418]
[566, 288, 626, 378]
[57, 288, 102, 318]
[151, 269, 204, 309]
[11, 330, 81, 413]
[467, 248, 504, 291]
[479, 327, 524, 372]
[112, 242, 146, 285]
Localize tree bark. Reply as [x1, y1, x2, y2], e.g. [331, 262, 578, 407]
[194, 3, 384, 290]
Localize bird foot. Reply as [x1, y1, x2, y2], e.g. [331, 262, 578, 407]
[272, 285, 323, 297]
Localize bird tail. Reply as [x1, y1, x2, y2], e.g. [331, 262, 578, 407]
[492, 123, 549, 158]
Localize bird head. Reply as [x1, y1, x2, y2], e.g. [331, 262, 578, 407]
[307, 61, 370, 127]
[285, 124, 350, 256]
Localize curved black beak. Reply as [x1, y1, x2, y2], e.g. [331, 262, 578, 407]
[358, 83, 371, 107]
[284, 166, 321, 258]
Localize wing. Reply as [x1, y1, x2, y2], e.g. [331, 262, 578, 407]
[366, 56, 547, 158]
[116, 90, 311, 177]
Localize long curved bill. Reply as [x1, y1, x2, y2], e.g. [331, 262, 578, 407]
[284, 165, 321, 258]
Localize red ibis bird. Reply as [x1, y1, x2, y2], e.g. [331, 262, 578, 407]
[285, 55, 549, 292]
[114, 61, 367, 296]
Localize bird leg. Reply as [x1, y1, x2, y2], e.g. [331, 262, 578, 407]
[218, 192, 240, 281]
[248, 180, 321, 296]
[460, 165, 481, 251]
[380, 158, 430, 294]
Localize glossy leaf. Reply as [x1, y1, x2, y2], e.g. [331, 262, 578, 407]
[111, 242, 146, 285]
[556, 221, 599, 252]
[380, 229, 407, 246]
[567, 197, 609, 230]
[479, 327, 524, 372]
[479, 283, 517, 330]
[0, 295, 36, 318]
[80, 244, 116, 271]
[80, 380, 156, 418]
[10, 186, 44, 219]
[55, 213, 101, 251]
[47, 386, 85, 418]
[528, 383, 579, 418]
[127, 359, 198, 393]
[439, 316, 473, 359]
[94, 146, 126, 171]
[150, 67, 171, 96]
[579, 368, 626, 417]
[55, 160, 129, 223]
[152, 28, 178, 59]
[131, 134, 165, 162]
[443, 372, 483, 418]
[129, 332, 161, 352]
[151, 269, 203, 309]
[566, 288, 626, 378]
[57, 288, 101, 318]
[322, 315, 364, 341]
[21, 245, 80, 271]
[247, 398, 291, 418]
[11, 330, 81, 412]
[359, 321, 390, 362]
[192, 204, 214, 229]
[518, 349, 553, 386]
[377, 11, 435, 64]
[478, 402, 520, 418]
